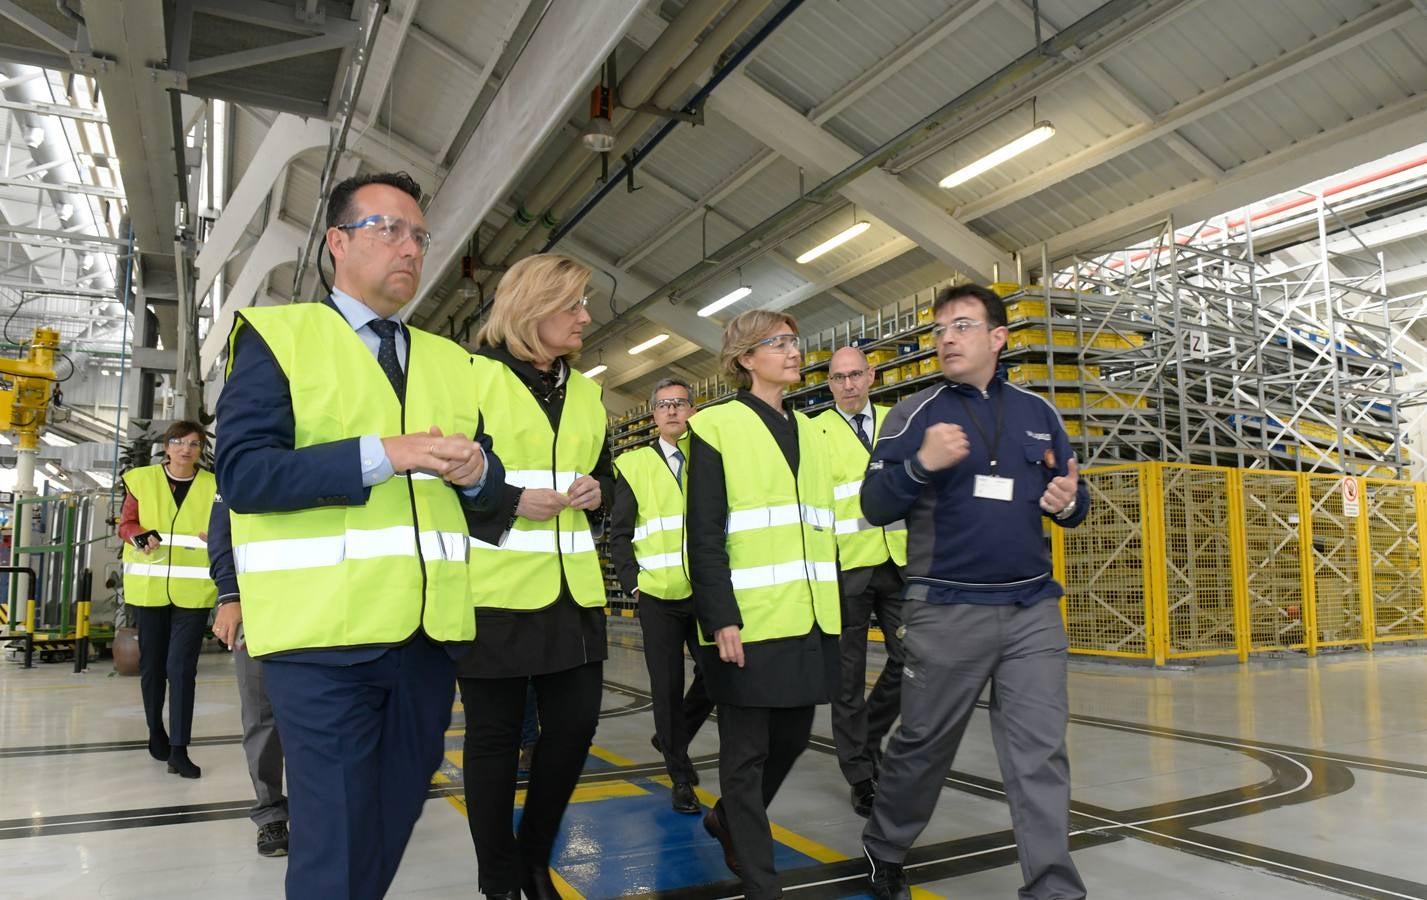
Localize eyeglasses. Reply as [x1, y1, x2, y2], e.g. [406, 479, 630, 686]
[652, 398, 692, 412]
[931, 318, 987, 339]
[828, 369, 869, 384]
[167, 438, 203, 450]
[334, 214, 433, 256]
[753, 333, 801, 353]
[563, 295, 590, 314]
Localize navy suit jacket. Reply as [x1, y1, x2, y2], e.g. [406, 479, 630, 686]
[214, 306, 503, 663]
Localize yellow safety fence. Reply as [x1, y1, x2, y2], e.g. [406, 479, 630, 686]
[1052, 463, 1427, 665]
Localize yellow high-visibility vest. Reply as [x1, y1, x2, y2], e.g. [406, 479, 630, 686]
[688, 401, 840, 644]
[226, 304, 478, 657]
[468, 356, 606, 610]
[121, 465, 218, 608]
[814, 405, 908, 569]
[613, 439, 692, 600]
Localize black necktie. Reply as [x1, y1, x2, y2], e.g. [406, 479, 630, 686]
[368, 319, 405, 398]
[669, 448, 685, 481]
[853, 413, 872, 451]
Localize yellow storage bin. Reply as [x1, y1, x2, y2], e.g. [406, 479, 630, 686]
[866, 348, 898, 367]
[804, 349, 833, 366]
[918, 332, 935, 350]
[900, 363, 920, 381]
[1006, 364, 1101, 383]
[916, 306, 934, 325]
[1005, 328, 1081, 350]
[990, 282, 1023, 298]
[918, 357, 939, 376]
[883, 368, 902, 386]
[804, 370, 827, 386]
[1004, 299, 1046, 323]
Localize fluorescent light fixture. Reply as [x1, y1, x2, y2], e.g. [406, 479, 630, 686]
[583, 364, 608, 378]
[796, 220, 871, 264]
[938, 121, 1055, 189]
[698, 286, 752, 318]
[628, 333, 670, 355]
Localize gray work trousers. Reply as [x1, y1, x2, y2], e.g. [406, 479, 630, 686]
[863, 598, 1085, 900]
[235, 642, 288, 827]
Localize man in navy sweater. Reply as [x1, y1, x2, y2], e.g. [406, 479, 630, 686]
[859, 283, 1089, 900]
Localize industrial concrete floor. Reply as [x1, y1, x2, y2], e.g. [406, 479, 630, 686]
[3, 620, 1426, 898]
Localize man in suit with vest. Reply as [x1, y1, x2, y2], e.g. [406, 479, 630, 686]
[215, 171, 503, 900]
[815, 347, 908, 818]
[610, 376, 713, 815]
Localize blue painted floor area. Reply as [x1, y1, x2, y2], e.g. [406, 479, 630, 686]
[549, 780, 825, 898]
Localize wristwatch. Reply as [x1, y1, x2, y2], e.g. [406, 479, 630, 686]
[1054, 497, 1078, 520]
[215, 594, 241, 607]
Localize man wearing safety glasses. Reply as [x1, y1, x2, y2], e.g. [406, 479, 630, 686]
[215, 171, 504, 900]
[858, 283, 1089, 900]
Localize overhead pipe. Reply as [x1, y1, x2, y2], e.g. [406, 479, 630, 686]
[420, 0, 740, 330]
[626, 0, 1174, 315]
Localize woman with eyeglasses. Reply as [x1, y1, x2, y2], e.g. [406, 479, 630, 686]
[118, 420, 218, 778]
[685, 309, 841, 900]
[457, 253, 614, 900]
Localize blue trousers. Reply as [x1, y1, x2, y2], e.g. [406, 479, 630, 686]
[264, 639, 455, 900]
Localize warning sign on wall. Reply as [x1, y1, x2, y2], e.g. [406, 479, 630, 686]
[1341, 476, 1361, 518]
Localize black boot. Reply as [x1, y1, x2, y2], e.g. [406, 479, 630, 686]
[167, 745, 202, 779]
[520, 864, 560, 900]
[865, 846, 911, 900]
[147, 727, 170, 762]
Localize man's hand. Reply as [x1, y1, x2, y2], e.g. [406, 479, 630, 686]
[714, 625, 744, 667]
[140, 535, 161, 554]
[1040, 457, 1079, 515]
[212, 601, 242, 651]
[517, 488, 569, 521]
[382, 426, 453, 474]
[915, 422, 970, 472]
[433, 434, 486, 487]
[198, 531, 208, 543]
[566, 475, 602, 511]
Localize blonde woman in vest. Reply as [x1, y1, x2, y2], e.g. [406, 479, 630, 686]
[119, 420, 217, 778]
[686, 309, 842, 900]
[458, 254, 614, 900]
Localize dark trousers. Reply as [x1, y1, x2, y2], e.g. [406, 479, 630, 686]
[134, 604, 208, 746]
[263, 639, 455, 900]
[459, 660, 603, 893]
[637, 593, 713, 782]
[832, 561, 906, 785]
[714, 703, 816, 900]
[234, 643, 287, 826]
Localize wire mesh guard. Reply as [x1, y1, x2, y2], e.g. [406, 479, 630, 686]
[1306, 474, 1365, 647]
[1236, 471, 1306, 652]
[1061, 467, 1149, 657]
[1161, 466, 1236, 657]
[1365, 480, 1425, 641]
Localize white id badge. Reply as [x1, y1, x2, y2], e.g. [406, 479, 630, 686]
[974, 474, 1015, 502]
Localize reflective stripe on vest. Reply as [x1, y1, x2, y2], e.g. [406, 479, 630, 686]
[235, 526, 470, 573]
[726, 503, 834, 534]
[814, 405, 908, 569]
[613, 442, 692, 601]
[469, 356, 606, 610]
[688, 401, 840, 644]
[226, 305, 477, 657]
[120, 465, 218, 609]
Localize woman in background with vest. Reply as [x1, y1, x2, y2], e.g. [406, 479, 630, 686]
[118, 420, 217, 779]
[458, 254, 613, 900]
[686, 309, 842, 900]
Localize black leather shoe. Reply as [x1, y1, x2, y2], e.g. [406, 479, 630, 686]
[703, 808, 740, 877]
[483, 892, 518, 900]
[851, 778, 876, 818]
[865, 846, 911, 900]
[521, 865, 560, 900]
[651, 734, 700, 785]
[166, 746, 201, 779]
[671, 781, 699, 815]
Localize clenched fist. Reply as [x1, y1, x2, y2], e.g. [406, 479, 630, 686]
[916, 422, 970, 472]
[1040, 457, 1080, 515]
